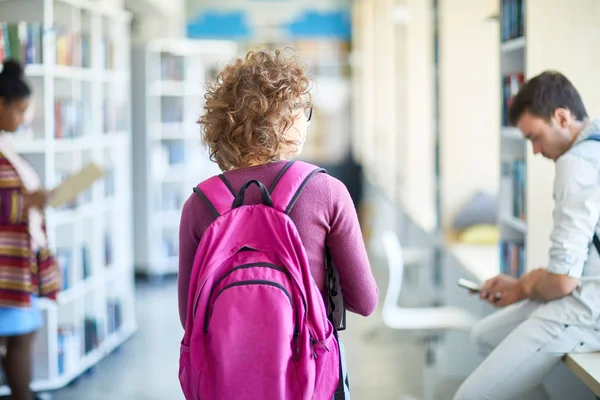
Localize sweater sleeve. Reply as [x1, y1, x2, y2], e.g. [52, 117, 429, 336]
[178, 195, 201, 328]
[325, 177, 379, 316]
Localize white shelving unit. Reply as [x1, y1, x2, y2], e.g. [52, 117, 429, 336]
[0, 0, 135, 394]
[498, 0, 527, 278]
[132, 38, 237, 278]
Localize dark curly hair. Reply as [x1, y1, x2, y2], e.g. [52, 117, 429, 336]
[198, 49, 312, 171]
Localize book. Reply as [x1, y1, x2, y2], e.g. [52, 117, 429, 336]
[500, 240, 526, 278]
[0, 22, 43, 65]
[501, 0, 525, 42]
[49, 162, 106, 208]
[512, 159, 526, 221]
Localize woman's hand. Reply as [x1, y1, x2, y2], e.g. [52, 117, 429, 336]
[23, 190, 49, 209]
[481, 274, 526, 307]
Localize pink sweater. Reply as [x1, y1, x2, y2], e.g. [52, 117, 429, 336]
[177, 160, 379, 327]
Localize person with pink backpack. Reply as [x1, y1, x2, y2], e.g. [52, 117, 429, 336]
[177, 49, 379, 400]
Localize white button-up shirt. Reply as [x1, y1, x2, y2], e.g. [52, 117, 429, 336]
[532, 118, 600, 327]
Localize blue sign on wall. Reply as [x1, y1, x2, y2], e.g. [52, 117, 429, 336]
[284, 10, 351, 39]
[187, 10, 252, 39]
[187, 8, 351, 40]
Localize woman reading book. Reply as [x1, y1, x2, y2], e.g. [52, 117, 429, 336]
[0, 59, 60, 400]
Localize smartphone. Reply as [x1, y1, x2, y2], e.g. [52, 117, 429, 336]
[457, 278, 502, 301]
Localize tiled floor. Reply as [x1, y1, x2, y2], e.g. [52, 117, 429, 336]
[50, 261, 462, 400]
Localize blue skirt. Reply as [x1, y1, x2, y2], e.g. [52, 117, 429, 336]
[0, 295, 42, 336]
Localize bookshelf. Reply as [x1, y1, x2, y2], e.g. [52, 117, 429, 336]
[132, 38, 237, 278]
[498, 0, 526, 278]
[0, 0, 135, 394]
[498, 0, 600, 277]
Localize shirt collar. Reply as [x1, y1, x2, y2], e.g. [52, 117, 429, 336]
[574, 118, 600, 145]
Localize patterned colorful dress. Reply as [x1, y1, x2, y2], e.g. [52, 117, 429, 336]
[0, 152, 60, 336]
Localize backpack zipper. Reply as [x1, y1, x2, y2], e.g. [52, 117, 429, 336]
[204, 280, 295, 333]
[195, 263, 290, 320]
[294, 327, 300, 361]
[309, 336, 330, 359]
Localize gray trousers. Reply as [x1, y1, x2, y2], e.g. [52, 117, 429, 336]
[332, 338, 351, 400]
[454, 300, 600, 400]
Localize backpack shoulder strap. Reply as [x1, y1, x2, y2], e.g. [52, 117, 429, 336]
[271, 160, 346, 398]
[587, 134, 600, 142]
[270, 161, 327, 214]
[593, 233, 600, 255]
[193, 174, 236, 218]
[586, 135, 600, 255]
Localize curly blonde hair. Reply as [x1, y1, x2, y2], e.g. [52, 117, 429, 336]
[198, 49, 312, 171]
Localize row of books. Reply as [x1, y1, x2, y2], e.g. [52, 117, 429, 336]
[56, 97, 127, 138]
[161, 53, 184, 81]
[57, 240, 114, 292]
[161, 235, 178, 260]
[107, 298, 123, 335]
[56, 25, 92, 68]
[159, 188, 185, 212]
[56, 245, 92, 291]
[104, 167, 115, 198]
[502, 73, 525, 126]
[57, 299, 124, 375]
[502, 158, 526, 221]
[0, 21, 43, 64]
[501, 0, 525, 42]
[55, 97, 90, 139]
[151, 141, 187, 180]
[0, 22, 115, 69]
[104, 100, 128, 134]
[500, 240, 525, 278]
[105, 232, 113, 266]
[55, 25, 114, 69]
[161, 97, 184, 123]
[511, 159, 526, 221]
[57, 325, 81, 375]
[84, 317, 101, 354]
[57, 317, 101, 374]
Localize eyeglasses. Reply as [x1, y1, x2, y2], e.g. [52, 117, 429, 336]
[304, 106, 313, 122]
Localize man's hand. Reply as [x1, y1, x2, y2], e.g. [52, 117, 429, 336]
[23, 190, 49, 209]
[481, 274, 526, 307]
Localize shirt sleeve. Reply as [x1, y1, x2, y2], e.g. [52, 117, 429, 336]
[178, 195, 201, 328]
[0, 187, 25, 225]
[548, 153, 600, 278]
[325, 177, 379, 316]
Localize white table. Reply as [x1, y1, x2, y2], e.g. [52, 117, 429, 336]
[564, 353, 600, 397]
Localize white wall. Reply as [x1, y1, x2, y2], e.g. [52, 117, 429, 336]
[400, 0, 437, 234]
[439, 0, 500, 231]
[126, 0, 186, 44]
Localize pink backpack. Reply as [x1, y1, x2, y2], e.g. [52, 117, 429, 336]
[179, 161, 343, 400]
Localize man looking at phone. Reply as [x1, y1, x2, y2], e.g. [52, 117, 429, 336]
[455, 71, 600, 400]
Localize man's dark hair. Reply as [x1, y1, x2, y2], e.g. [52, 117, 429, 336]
[508, 70, 588, 126]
